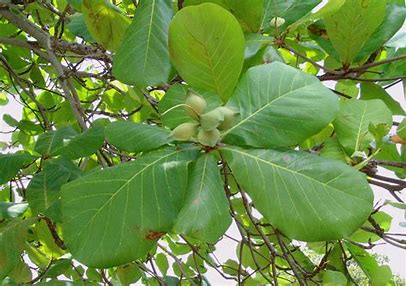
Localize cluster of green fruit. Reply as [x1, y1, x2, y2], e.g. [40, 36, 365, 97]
[171, 91, 238, 147]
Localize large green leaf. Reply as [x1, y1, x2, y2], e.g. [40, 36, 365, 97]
[325, 0, 386, 64]
[169, 3, 245, 102]
[333, 99, 393, 155]
[159, 84, 223, 129]
[113, 0, 173, 87]
[27, 159, 82, 220]
[105, 121, 171, 153]
[221, 147, 373, 241]
[261, 0, 321, 33]
[184, 0, 264, 32]
[61, 147, 198, 268]
[223, 62, 339, 148]
[355, 0, 406, 62]
[360, 83, 405, 116]
[0, 219, 34, 280]
[82, 0, 130, 51]
[0, 152, 37, 185]
[173, 153, 231, 242]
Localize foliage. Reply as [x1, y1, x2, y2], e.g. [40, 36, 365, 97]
[0, 0, 405, 285]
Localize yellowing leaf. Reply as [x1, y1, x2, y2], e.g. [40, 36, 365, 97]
[82, 0, 130, 51]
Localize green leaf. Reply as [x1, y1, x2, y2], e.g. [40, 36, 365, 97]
[333, 99, 393, 155]
[360, 83, 404, 115]
[322, 270, 347, 286]
[320, 137, 349, 163]
[261, 0, 321, 33]
[346, 243, 393, 286]
[221, 146, 373, 241]
[116, 264, 142, 285]
[67, 13, 94, 42]
[159, 84, 223, 129]
[374, 142, 405, 178]
[351, 211, 392, 243]
[397, 118, 406, 140]
[53, 126, 105, 159]
[82, 0, 130, 51]
[26, 158, 82, 220]
[296, 0, 346, 26]
[61, 147, 198, 268]
[355, 0, 406, 61]
[184, 0, 264, 32]
[105, 121, 171, 153]
[169, 3, 245, 102]
[223, 62, 339, 148]
[325, 0, 386, 64]
[0, 152, 37, 185]
[0, 219, 34, 280]
[34, 127, 78, 156]
[113, 0, 173, 87]
[0, 202, 28, 219]
[173, 153, 231, 242]
[155, 253, 169, 275]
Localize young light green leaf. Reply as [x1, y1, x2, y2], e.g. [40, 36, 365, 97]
[333, 99, 393, 156]
[221, 146, 373, 242]
[325, 0, 386, 64]
[173, 153, 231, 242]
[223, 62, 339, 148]
[61, 147, 198, 268]
[113, 0, 173, 87]
[105, 121, 171, 153]
[169, 3, 245, 102]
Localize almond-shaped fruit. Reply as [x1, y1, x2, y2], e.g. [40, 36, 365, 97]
[171, 122, 199, 141]
[185, 90, 207, 120]
[197, 128, 221, 147]
[200, 108, 224, 131]
[217, 107, 238, 131]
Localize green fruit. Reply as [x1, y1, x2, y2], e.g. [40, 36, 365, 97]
[200, 109, 224, 131]
[171, 122, 199, 141]
[197, 128, 221, 147]
[217, 107, 238, 131]
[185, 90, 207, 120]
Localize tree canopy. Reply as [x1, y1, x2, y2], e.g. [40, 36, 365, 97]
[0, 0, 405, 285]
